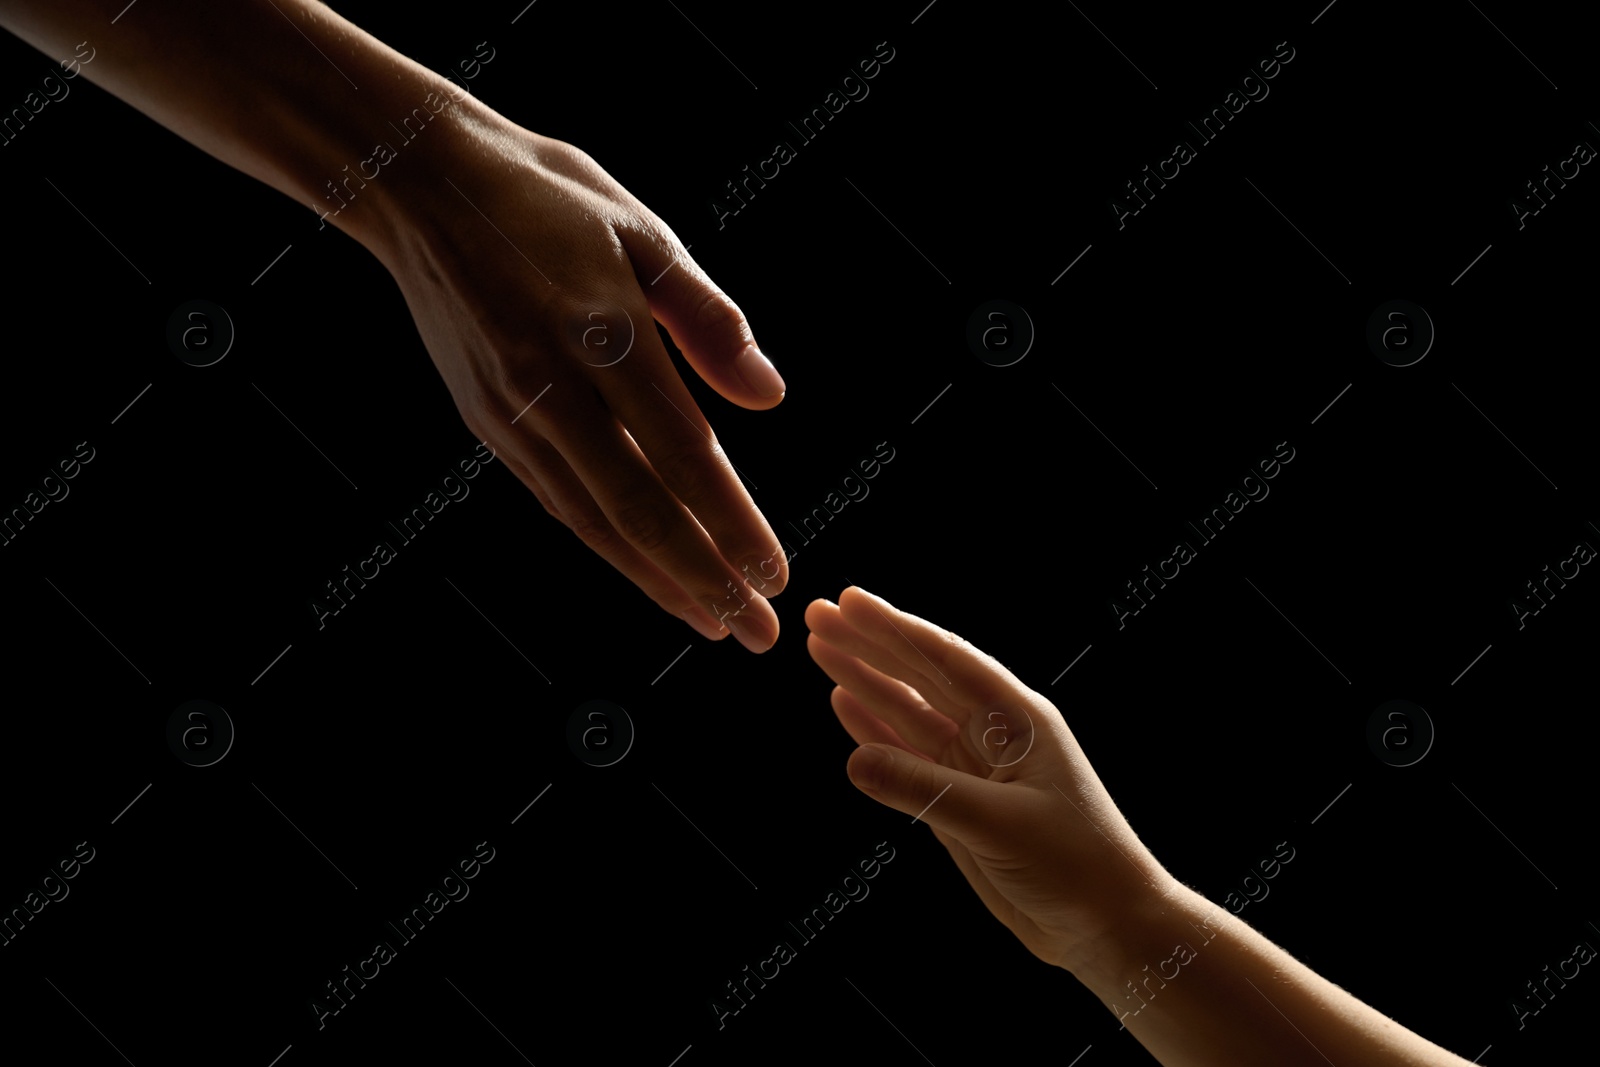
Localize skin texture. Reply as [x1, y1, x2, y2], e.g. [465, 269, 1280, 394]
[806, 586, 1480, 1067]
[0, 0, 787, 649]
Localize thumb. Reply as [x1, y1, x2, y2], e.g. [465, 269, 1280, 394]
[847, 744, 1005, 845]
[621, 225, 786, 408]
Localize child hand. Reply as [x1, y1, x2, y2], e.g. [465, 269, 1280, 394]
[805, 586, 1177, 973]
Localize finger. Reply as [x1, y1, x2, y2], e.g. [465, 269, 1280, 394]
[845, 743, 1009, 847]
[617, 218, 785, 409]
[830, 685, 928, 759]
[837, 586, 1027, 710]
[808, 632, 968, 768]
[810, 609, 1036, 781]
[478, 420, 730, 642]
[516, 368, 781, 652]
[576, 289, 790, 601]
[804, 598, 971, 723]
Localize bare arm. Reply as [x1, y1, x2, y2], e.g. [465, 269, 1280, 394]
[0, 0, 440, 251]
[1067, 880, 1476, 1065]
[1, 0, 794, 650]
[805, 586, 1478, 1066]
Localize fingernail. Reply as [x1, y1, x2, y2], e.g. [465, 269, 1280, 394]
[735, 344, 785, 399]
[682, 608, 726, 641]
[725, 609, 774, 653]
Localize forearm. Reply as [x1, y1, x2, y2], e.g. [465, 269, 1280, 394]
[0, 0, 496, 254]
[1067, 879, 1475, 1067]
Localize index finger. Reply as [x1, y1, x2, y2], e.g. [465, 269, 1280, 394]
[833, 586, 1029, 711]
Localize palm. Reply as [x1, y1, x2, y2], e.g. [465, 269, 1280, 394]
[805, 587, 1167, 970]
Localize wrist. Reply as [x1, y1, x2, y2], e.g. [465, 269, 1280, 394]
[306, 77, 512, 266]
[1060, 876, 1222, 997]
[242, 5, 515, 263]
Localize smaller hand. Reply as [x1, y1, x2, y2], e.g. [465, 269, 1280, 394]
[805, 586, 1174, 970]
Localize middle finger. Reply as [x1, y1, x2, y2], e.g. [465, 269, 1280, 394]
[523, 372, 780, 650]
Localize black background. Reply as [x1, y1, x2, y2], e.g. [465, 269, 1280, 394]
[1, 1, 1595, 1064]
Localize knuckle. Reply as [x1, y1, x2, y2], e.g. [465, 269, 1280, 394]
[537, 136, 595, 176]
[701, 577, 748, 619]
[565, 509, 620, 552]
[639, 218, 700, 274]
[613, 499, 674, 553]
[905, 757, 936, 799]
[636, 213, 680, 251]
[652, 445, 717, 502]
[690, 287, 747, 342]
[529, 490, 563, 522]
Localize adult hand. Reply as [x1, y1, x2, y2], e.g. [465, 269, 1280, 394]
[0, 0, 791, 649]
[364, 105, 789, 651]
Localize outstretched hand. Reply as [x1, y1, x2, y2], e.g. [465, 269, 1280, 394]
[367, 110, 790, 650]
[804, 586, 1175, 971]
